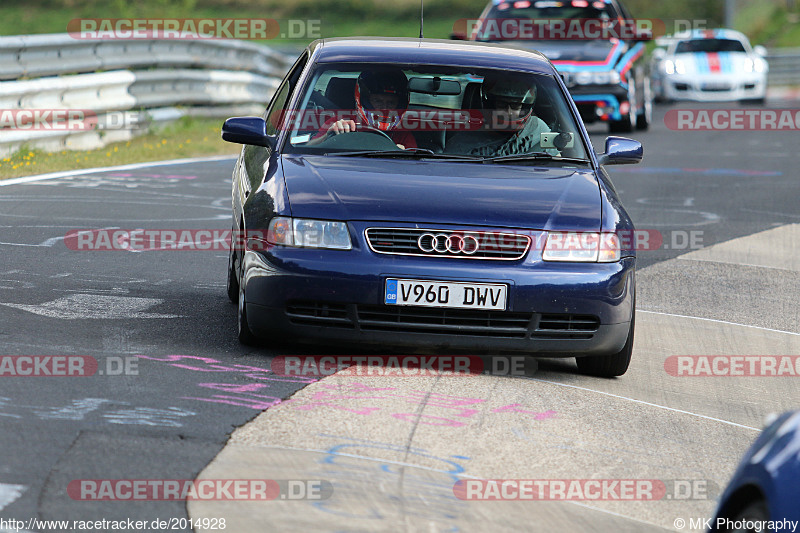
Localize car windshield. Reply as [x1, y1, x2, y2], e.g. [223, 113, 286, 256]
[475, 0, 619, 41]
[284, 63, 589, 162]
[675, 38, 747, 54]
[485, 0, 617, 20]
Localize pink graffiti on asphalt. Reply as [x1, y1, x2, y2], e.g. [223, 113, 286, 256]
[136, 357, 558, 421]
[283, 382, 557, 427]
[137, 355, 316, 409]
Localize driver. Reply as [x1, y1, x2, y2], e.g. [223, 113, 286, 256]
[310, 68, 417, 149]
[447, 76, 556, 157]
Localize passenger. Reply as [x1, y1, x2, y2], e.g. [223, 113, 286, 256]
[447, 76, 556, 157]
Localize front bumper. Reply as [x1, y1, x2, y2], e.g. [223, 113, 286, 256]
[240, 226, 635, 356]
[663, 73, 766, 101]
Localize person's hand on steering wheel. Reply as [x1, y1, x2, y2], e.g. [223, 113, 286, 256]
[326, 119, 357, 135]
[325, 119, 404, 149]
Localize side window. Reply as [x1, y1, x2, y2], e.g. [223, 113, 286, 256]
[265, 83, 291, 136]
[264, 52, 310, 135]
[243, 52, 310, 190]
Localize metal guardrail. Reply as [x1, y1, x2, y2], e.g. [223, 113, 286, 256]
[0, 33, 292, 80]
[0, 34, 294, 157]
[766, 48, 800, 86]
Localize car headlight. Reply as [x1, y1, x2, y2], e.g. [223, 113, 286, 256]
[542, 232, 621, 262]
[574, 71, 621, 85]
[744, 58, 754, 73]
[267, 217, 352, 250]
[574, 71, 593, 85]
[663, 59, 675, 75]
[675, 59, 687, 75]
[754, 58, 767, 73]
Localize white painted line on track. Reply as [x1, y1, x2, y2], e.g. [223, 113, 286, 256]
[639, 309, 800, 337]
[526, 377, 760, 431]
[0, 155, 237, 188]
[0, 227, 119, 249]
[0, 294, 181, 319]
[523, 308, 800, 433]
[0, 483, 25, 511]
[676, 257, 798, 273]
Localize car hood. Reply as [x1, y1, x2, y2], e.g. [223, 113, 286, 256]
[673, 51, 751, 75]
[280, 155, 601, 231]
[500, 39, 621, 65]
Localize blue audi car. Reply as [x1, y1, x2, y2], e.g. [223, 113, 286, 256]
[222, 38, 642, 377]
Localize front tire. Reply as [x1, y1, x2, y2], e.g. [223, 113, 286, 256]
[609, 101, 635, 133]
[719, 499, 769, 531]
[636, 79, 652, 130]
[237, 256, 257, 345]
[609, 80, 636, 133]
[226, 238, 239, 304]
[576, 309, 634, 377]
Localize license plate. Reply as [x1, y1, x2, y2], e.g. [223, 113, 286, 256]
[384, 278, 507, 310]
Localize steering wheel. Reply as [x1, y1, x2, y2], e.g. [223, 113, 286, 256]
[354, 125, 396, 144]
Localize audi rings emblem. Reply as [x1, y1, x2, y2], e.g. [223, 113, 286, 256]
[417, 233, 480, 255]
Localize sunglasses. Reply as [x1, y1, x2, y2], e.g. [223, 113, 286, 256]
[494, 97, 526, 110]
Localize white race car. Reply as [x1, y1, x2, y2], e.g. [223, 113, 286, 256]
[651, 29, 768, 103]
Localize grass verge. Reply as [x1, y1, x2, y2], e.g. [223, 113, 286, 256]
[0, 117, 238, 180]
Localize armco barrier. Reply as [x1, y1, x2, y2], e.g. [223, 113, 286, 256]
[0, 33, 294, 157]
[0, 33, 293, 80]
[765, 47, 800, 86]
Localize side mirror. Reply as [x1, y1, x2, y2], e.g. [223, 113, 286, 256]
[754, 45, 768, 57]
[222, 117, 277, 149]
[651, 48, 666, 61]
[597, 136, 642, 166]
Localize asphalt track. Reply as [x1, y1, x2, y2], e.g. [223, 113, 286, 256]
[1, 101, 799, 532]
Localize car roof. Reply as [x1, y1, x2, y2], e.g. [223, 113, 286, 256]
[307, 37, 556, 75]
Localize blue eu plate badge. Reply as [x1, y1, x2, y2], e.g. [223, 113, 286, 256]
[385, 279, 398, 304]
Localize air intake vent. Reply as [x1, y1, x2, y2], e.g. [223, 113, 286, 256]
[357, 305, 533, 337]
[285, 301, 599, 341]
[534, 314, 600, 339]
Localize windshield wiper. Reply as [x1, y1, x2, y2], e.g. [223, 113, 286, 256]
[326, 149, 483, 161]
[326, 148, 435, 157]
[482, 152, 590, 165]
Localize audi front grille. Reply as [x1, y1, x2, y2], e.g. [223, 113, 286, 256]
[365, 228, 531, 260]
